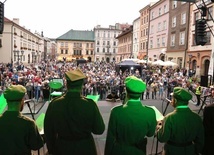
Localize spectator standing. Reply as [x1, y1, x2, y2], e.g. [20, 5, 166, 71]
[25, 79, 34, 99]
[151, 81, 158, 99]
[146, 84, 150, 99]
[195, 82, 202, 106]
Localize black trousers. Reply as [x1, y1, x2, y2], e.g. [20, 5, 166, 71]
[196, 94, 201, 106]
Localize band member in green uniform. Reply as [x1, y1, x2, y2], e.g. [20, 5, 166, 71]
[44, 68, 105, 155]
[203, 103, 214, 155]
[105, 76, 157, 155]
[157, 87, 204, 155]
[0, 85, 44, 155]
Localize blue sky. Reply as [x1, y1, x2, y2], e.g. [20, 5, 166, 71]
[4, 0, 155, 38]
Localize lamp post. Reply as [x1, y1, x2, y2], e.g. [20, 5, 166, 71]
[188, 54, 192, 77]
[13, 50, 24, 66]
[36, 51, 39, 63]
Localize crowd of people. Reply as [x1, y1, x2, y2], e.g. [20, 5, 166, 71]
[0, 60, 214, 155]
[0, 60, 210, 103]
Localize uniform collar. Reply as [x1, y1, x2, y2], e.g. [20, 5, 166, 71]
[176, 105, 189, 109]
[124, 99, 142, 106]
[65, 91, 82, 97]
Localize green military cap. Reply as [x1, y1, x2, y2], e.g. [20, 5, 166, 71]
[125, 76, 146, 94]
[172, 87, 192, 102]
[3, 85, 26, 101]
[65, 68, 86, 81]
[65, 68, 86, 87]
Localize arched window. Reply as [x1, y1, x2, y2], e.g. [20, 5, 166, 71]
[192, 60, 197, 71]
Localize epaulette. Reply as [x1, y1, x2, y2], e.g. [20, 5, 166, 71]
[83, 96, 96, 103]
[50, 94, 64, 103]
[83, 96, 93, 101]
[144, 105, 154, 110]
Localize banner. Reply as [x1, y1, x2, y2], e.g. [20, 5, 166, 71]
[0, 94, 7, 114]
[35, 113, 45, 135]
[86, 95, 100, 103]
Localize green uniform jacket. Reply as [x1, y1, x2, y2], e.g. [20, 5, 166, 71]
[44, 92, 105, 155]
[157, 107, 204, 155]
[105, 100, 157, 155]
[0, 111, 44, 155]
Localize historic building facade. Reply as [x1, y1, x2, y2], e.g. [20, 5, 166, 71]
[187, 0, 213, 76]
[94, 24, 121, 62]
[132, 17, 140, 59]
[139, 4, 150, 60]
[166, 1, 190, 68]
[0, 18, 45, 64]
[116, 26, 133, 61]
[56, 30, 95, 62]
[148, 0, 170, 62]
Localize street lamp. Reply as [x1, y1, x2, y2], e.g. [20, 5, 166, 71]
[36, 51, 39, 63]
[13, 50, 24, 65]
[32, 52, 35, 64]
[188, 54, 192, 77]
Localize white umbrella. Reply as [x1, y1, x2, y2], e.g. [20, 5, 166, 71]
[122, 58, 139, 62]
[152, 60, 165, 66]
[163, 61, 178, 67]
[137, 59, 152, 64]
[137, 59, 146, 63]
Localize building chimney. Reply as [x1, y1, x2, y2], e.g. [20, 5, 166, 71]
[13, 18, 19, 25]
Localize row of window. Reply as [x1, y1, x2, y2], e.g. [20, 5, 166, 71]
[150, 36, 166, 48]
[60, 42, 94, 48]
[14, 39, 38, 51]
[141, 28, 148, 37]
[151, 1, 186, 20]
[60, 49, 94, 55]
[118, 45, 132, 53]
[96, 40, 117, 46]
[140, 42, 148, 50]
[151, 4, 167, 20]
[14, 28, 39, 43]
[169, 31, 211, 47]
[96, 48, 116, 53]
[118, 36, 132, 44]
[141, 15, 149, 25]
[14, 54, 40, 64]
[96, 31, 120, 38]
[170, 31, 185, 46]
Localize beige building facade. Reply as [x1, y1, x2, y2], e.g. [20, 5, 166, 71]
[139, 4, 150, 60]
[116, 26, 133, 61]
[56, 30, 95, 62]
[0, 18, 46, 65]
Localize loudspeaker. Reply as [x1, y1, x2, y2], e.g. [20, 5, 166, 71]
[201, 76, 208, 87]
